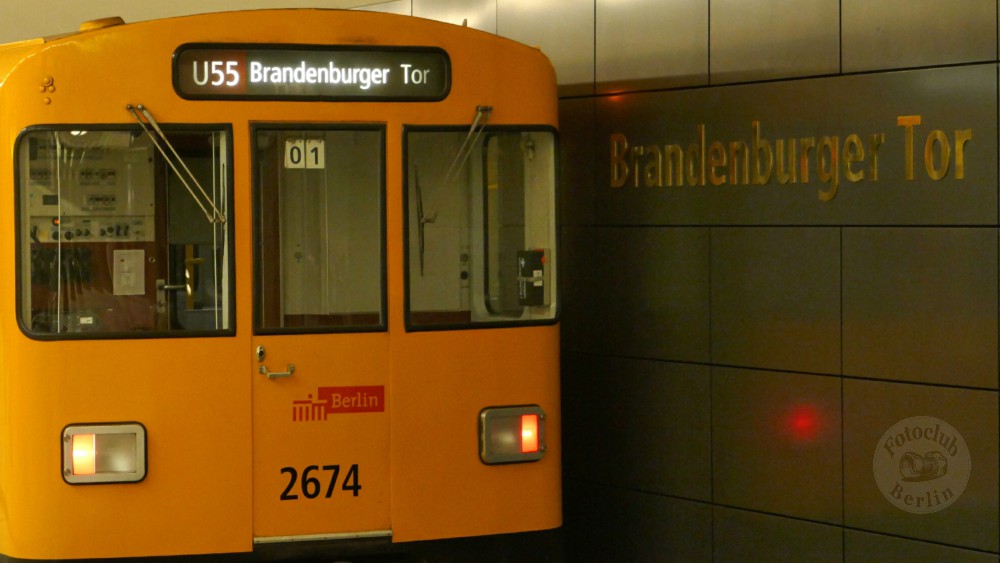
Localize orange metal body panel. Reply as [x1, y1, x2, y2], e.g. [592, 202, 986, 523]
[251, 332, 392, 538]
[0, 10, 559, 559]
[389, 326, 562, 542]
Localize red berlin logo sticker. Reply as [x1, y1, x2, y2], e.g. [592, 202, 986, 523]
[293, 386, 385, 421]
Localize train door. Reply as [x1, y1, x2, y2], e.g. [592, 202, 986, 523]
[250, 126, 390, 540]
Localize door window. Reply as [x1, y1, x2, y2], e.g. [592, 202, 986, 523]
[253, 126, 385, 333]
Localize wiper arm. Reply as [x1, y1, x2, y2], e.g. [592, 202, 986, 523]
[442, 105, 492, 188]
[414, 168, 436, 276]
[415, 105, 491, 277]
[126, 104, 226, 224]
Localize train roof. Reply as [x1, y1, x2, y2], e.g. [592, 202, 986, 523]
[0, 9, 542, 53]
[0, 9, 558, 130]
[0, 9, 554, 91]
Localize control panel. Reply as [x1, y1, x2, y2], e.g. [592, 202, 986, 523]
[26, 135, 155, 243]
[30, 216, 151, 243]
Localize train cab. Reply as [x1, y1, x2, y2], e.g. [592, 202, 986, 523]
[0, 10, 560, 560]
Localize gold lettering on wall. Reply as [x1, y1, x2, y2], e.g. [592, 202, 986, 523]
[924, 129, 950, 181]
[610, 133, 628, 188]
[954, 129, 972, 179]
[868, 133, 885, 181]
[609, 115, 973, 202]
[775, 139, 796, 184]
[817, 136, 839, 202]
[897, 115, 921, 180]
[752, 120, 773, 185]
[843, 134, 864, 183]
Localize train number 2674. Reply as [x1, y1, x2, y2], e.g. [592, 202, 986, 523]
[280, 464, 361, 500]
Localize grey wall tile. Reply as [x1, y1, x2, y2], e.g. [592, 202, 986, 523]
[595, 0, 707, 93]
[845, 529, 1000, 562]
[593, 65, 998, 227]
[562, 355, 711, 500]
[559, 97, 596, 228]
[559, 227, 598, 354]
[711, 227, 840, 374]
[354, 0, 411, 15]
[497, 0, 594, 95]
[843, 228, 999, 389]
[413, 0, 494, 33]
[713, 507, 843, 562]
[559, 98, 599, 354]
[710, 0, 839, 84]
[564, 480, 712, 562]
[844, 379, 999, 552]
[843, 0, 996, 72]
[712, 367, 842, 523]
[591, 227, 710, 362]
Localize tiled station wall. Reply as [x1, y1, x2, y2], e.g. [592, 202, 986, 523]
[362, 0, 1000, 560]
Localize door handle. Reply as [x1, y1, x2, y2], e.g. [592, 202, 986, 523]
[157, 282, 187, 291]
[259, 363, 295, 379]
[255, 347, 294, 379]
[155, 278, 188, 314]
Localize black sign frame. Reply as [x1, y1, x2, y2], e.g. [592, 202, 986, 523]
[173, 43, 451, 102]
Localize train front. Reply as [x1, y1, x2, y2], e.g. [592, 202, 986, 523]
[0, 10, 560, 561]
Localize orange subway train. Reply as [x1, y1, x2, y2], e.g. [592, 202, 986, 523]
[0, 9, 560, 561]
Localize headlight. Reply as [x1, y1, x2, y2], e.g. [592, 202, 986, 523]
[62, 423, 147, 484]
[479, 405, 546, 465]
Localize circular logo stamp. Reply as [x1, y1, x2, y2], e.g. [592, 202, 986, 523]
[873, 416, 970, 514]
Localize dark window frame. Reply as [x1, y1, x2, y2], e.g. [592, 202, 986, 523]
[14, 124, 237, 341]
[250, 122, 388, 336]
[402, 124, 560, 332]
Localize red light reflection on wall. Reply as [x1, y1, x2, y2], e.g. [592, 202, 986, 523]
[786, 404, 822, 443]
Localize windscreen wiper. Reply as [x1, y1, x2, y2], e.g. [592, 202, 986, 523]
[126, 104, 226, 224]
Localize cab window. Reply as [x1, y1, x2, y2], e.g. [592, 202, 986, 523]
[17, 127, 233, 337]
[405, 127, 557, 328]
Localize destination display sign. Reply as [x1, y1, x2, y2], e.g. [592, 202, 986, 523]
[174, 44, 450, 101]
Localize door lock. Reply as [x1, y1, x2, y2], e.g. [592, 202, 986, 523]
[256, 346, 295, 379]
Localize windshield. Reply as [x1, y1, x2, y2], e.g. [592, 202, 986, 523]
[17, 127, 233, 337]
[405, 127, 557, 328]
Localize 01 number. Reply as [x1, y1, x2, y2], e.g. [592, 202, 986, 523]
[280, 464, 361, 500]
[284, 139, 326, 169]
